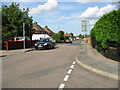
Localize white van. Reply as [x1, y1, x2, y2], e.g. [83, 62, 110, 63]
[32, 34, 50, 40]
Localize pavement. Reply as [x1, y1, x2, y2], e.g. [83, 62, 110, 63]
[0, 44, 62, 57]
[0, 48, 34, 57]
[76, 41, 120, 80]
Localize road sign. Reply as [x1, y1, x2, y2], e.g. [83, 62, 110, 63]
[81, 20, 89, 32]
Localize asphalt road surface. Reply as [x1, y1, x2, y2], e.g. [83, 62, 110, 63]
[2, 40, 118, 88]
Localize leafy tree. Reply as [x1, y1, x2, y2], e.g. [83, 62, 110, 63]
[51, 30, 65, 43]
[64, 36, 69, 40]
[70, 33, 74, 38]
[2, 2, 33, 41]
[85, 34, 89, 38]
[57, 31, 64, 40]
[79, 34, 84, 39]
[51, 33, 61, 43]
[90, 9, 120, 52]
[79, 34, 82, 38]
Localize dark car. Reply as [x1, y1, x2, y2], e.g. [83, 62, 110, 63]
[34, 38, 56, 50]
[65, 39, 72, 43]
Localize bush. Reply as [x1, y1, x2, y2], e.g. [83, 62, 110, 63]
[90, 9, 120, 61]
[91, 9, 120, 51]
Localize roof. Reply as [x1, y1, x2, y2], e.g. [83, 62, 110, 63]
[32, 22, 54, 36]
[32, 22, 45, 32]
[43, 26, 54, 36]
[64, 33, 72, 37]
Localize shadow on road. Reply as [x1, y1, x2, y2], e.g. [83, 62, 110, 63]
[0, 55, 7, 58]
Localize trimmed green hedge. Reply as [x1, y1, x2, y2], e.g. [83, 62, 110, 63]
[90, 9, 120, 52]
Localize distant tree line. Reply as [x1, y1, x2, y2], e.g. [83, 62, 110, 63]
[51, 31, 74, 43]
[79, 34, 89, 39]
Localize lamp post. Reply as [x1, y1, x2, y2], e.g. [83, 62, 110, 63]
[23, 22, 25, 50]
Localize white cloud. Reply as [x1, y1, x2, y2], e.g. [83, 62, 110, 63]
[59, 16, 71, 20]
[75, 0, 120, 3]
[90, 19, 98, 25]
[75, 0, 96, 3]
[79, 4, 117, 19]
[1, 0, 48, 2]
[29, 0, 58, 15]
[58, 4, 77, 11]
[68, 20, 81, 24]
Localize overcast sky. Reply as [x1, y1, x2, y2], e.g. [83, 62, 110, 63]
[2, 0, 119, 35]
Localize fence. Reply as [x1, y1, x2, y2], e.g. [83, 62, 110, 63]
[4, 40, 38, 50]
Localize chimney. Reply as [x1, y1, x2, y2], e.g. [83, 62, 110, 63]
[34, 22, 37, 25]
[45, 25, 48, 28]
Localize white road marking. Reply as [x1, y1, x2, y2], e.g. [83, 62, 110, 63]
[58, 61, 76, 89]
[67, 69, 72, 74]
[70, 65, 74, 69]
[64, 75, 69, 81]
[58, 84, 65, 89]
[72, 61, 76, 65]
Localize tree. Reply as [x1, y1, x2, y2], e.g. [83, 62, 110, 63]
[85, 34, 89, 38]
[2, 2, 33, 41]
[70, 33, 74, 38]
[51, 30, 65, 43]
[64, 36, 69, 40]
[51, 33, 61, 43]
[79, 34, 84, 39]
[57, 31, 64, 40]
[90, 9, 120, 52]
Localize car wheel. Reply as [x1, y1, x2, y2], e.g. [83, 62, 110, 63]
[35, 47, 38, 50]
[52, 46, 55, 49]
[47, 45, 51, 50]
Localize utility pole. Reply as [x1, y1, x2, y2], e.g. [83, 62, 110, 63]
[23, 22, 25, 50]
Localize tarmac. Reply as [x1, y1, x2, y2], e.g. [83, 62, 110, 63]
[75, 41, 120, 80]
[0, 42, 120, 80]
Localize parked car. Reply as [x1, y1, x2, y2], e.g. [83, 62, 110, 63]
[65, 39, 72, 43]
[8, 36, 30, 41]
[34, 38, 56, 50]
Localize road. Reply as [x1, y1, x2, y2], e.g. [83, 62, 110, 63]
[2, 41, 118, 88]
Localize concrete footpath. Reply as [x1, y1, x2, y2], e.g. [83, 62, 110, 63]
[76, 42, 119, 80]
[0, 48, 34, 57]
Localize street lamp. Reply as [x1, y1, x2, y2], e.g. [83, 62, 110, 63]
[23, 22, 25, 50]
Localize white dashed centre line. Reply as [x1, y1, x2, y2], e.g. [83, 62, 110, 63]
[70, 65, 74, 69]
[58, 84, 65, 89]
[67, 69, 72, 74]
[72, 61, 76, 65]
[64, 75, 69, 81]
[58, 61, 76, 89]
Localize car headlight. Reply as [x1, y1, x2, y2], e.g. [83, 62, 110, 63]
[35, 43, 37, 46]
[44, 43, 48, 46]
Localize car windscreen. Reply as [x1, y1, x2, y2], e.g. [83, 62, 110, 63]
[40, 38, 49, 42]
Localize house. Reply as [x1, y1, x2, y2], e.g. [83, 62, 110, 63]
[43, 26, 54, 36]
[32, 22, 54, 36]
[32, 22, 48, 34]
[64, 33, 72, 37]
[75, 36, 80, 40]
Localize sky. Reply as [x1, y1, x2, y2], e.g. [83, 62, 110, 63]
[1, 0, 119, 36]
